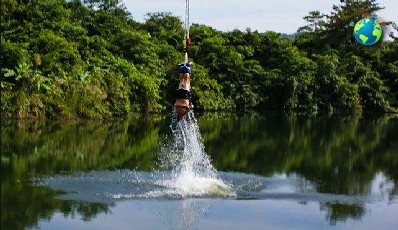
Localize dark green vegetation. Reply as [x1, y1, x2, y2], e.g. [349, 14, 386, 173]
[1, 113, 397, 229]
[1, 0, 397, 119]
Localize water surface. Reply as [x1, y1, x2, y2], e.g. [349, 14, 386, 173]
[1, 113, 397, 229]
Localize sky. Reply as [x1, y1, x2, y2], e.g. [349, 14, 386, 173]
[123, 0, 397, 34]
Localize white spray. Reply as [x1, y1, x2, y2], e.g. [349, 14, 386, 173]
[157, 110, 233, 197]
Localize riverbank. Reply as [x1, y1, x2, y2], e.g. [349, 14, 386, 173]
[2, 1, 397, 120]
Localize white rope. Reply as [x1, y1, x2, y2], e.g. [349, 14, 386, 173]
[184, 0, 190, 40]
[184, 0, 190, 63]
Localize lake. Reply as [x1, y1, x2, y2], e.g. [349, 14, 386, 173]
[1, 112, 397, 230]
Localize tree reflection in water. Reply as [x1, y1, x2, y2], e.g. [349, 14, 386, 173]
[1, 113, 397, 229]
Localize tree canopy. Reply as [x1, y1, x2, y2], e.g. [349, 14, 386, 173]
[1, 0, 397, 119]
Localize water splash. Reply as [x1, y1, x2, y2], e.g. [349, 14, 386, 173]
[156, 110, 234, 197]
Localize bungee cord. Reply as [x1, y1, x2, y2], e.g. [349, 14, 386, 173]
[184, 0, 191, 63]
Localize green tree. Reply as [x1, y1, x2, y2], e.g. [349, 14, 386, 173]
[323, 0, 383, 50]
[144, 12, 185, 50]
[314, 54, 361, 113]
[1, 0, 397, 118]
[298, 10, 326, 33]
[82, 0, 123, 10]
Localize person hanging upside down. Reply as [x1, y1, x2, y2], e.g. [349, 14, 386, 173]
[174, 62, 194, 120]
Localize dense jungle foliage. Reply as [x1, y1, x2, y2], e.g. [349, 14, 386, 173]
[1, 0, 397, 119]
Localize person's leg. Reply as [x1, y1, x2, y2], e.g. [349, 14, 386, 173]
[178, 73, 191, 90]
[177, 63, 192, 90]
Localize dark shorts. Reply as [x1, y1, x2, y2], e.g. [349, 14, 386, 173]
[176, 88, 191, 100]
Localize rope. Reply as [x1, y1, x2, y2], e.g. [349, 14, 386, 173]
[183, 0, 190, 63]
[184, 0, 190, 40]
